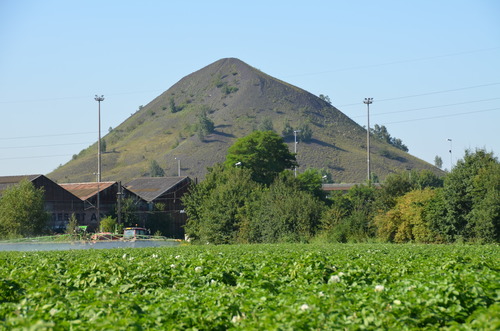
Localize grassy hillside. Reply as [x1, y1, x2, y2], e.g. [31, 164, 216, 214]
[49, 58, 441, 183]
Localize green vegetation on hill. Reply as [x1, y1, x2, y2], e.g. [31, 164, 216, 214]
[48, 58, 441, 184]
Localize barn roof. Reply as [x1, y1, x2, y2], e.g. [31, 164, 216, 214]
[59, 182, 116, 200]
[124, 176, 190, 202]
[0, 174, 43, 195]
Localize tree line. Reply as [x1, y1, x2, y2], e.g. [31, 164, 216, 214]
[183, 131, 500, 244]
[1, 130, 498, 244]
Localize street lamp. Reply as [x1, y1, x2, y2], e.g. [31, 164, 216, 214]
[94, 95, 104, 223]
[447, 138, 453, 170]
[293, 130, 301, 177]
[363, 98, 373, 183]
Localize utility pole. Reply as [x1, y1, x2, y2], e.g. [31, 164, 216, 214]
[293, 130, 301, 177]
[175, 157, 181, 177]
[363, 98, 373, 184]
[95, 95, 104, 223]
[117, 181, 122, 225]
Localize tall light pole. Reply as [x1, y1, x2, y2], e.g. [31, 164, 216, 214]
[95, 95, 104, 223]
[293, 130, 301, 177]
[175, 157, 181, 177]
[447, 138, 453, 170]
[363, 98, 373, 183]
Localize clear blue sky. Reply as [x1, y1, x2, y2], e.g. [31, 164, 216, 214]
[1, 0, 499, 176]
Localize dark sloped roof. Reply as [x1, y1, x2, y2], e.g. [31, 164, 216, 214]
[59, 182, 116, 200]
[124, 176, 190, 202]
[0, 174, 43, 195]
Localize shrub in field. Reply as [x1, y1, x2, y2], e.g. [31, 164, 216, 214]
[249, 176, 324, 243]
[375, 188, 440, 243]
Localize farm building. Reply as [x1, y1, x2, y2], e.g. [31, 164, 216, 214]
[59, 181, 140, 232]
[124, 176, 191, 239]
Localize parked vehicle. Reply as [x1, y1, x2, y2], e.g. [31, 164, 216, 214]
[123, 227, 150, 240]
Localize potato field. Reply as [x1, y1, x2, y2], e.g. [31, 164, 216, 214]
[0, 243, 499, 330]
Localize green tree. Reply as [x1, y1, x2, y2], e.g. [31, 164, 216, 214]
[371, 124, 408, 152]
[66, 213, 79, 236]
[376, 170, 443, 211]
[100, 139, 107, 153]
[250, 175, 325, 243]
[169, 97, 177, 113]
[466, 156, 500, 242]
[297, 168, 327, 201]
[320, 184, 377, 242]
[282, 121, 294, 140]
[439, 149, 498, 242]
[183, 164, 261, 244]
[120, 197, 140, 227]
[196, 109, 215, 141]
[258, 117, 274, 132]
[319, 94, 332, 104]
[224, 131, 297, 185]
[434, 155, 443, 169]
[298, 123, 313, 142]
[374, 188, 440, 243]
[0, 179, 49, 239]
[149, 159, 165, 177]
[100, 215, 117, 233]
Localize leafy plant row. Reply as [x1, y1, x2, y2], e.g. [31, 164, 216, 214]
[0, 243, 499, 329]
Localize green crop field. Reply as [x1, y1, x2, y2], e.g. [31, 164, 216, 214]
[1, 244, 499, 330]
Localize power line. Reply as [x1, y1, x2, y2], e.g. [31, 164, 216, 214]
[0, 89, 163, 104]
[382, 107, 500, 125]
[283, 47, 500, 78]
[337, 82, 500, 108]
[0, 142, 93, 150]
[0, 131, 95, 140]
[0, 154, 73, 161]
[350, 97, 500, 119]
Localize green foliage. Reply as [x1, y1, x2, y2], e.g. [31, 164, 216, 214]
[282, 120, 294, 140]
[183, 164, 260, 244]
[100, 139, 106, 153]
[467, 162, 500, 242]
[1, 244, 497, 329]
[258, 117, 274, 132]
[224, 131, 297, 185]
[119, 197, 140, 227]
[375, 188, 440, 243]
[297, 123, 313, 142]
[99, 216, 117, 233]
[149, 159, 165, 177]
[65, 213, 79, 236]
[297, 168, 327, 201]
[439, 149, 499, 242]
[318, 94, 332, 104]
[434, 155, 443, 169]
[196, 109, 215, 141]
[249, 176, 325, 243]
[371, 124, 409, 152]
[320, 185, 377, 242]
[0, 180, 49, 239]
[376, 170, 443, 211]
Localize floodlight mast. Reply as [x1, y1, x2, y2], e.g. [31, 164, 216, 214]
[363, 98, 373, 184]
[293, 130, 301, 177]
[94, 95, 104, 223]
